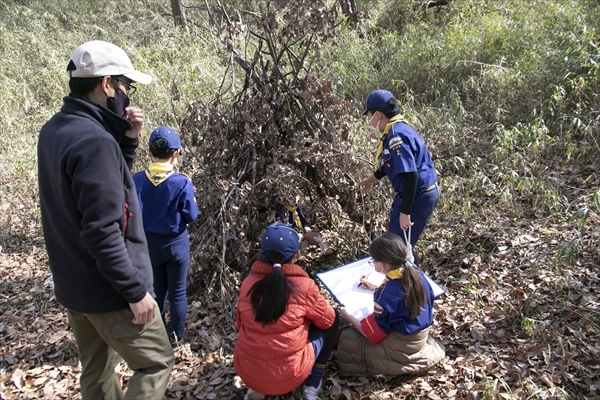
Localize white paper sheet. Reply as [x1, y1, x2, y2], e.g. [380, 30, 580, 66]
[316, 257, 446, 320]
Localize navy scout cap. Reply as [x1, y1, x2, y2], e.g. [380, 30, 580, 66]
[149, 126, 181, 150]
[260, 223, 301, 262]
[361, 89, 396, 115]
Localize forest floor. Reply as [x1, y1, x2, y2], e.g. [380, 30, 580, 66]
[1, 212, 599, 400]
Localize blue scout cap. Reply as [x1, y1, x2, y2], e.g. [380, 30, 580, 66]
[361, 89, 396, 115]
[260, 223, 301, 263]
[149, 126, 181, 149]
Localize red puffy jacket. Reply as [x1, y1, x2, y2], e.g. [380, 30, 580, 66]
[234, 261, 336, 395]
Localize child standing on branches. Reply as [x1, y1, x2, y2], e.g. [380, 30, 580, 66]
[234, 223, 340, 400]
[133, 126, 198, 345]
[337, 232, 445, 376]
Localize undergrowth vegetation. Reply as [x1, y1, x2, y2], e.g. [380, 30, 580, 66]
[0, 0, 599, 399]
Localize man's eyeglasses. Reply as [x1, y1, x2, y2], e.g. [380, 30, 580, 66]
[368, 259, 375, 267]
[112, 77, 137, 96]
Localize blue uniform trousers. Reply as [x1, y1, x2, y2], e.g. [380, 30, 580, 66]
[389, 187, 439, 248]
[307, 309, 340, 365]
[146, 230, 190, 342]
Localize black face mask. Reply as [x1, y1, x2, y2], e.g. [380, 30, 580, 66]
[107, 86, 130, 117]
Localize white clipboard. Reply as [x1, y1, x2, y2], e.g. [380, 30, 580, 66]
[316, 257, 445, 320]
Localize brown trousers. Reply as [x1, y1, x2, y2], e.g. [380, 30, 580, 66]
[67, 307, 174, 400]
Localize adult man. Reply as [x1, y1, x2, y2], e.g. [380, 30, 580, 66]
[359, 89, 439, 257]
[38, 41, 174, 399]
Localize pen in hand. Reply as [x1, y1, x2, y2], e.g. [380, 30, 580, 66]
[357, 274, 366, 288]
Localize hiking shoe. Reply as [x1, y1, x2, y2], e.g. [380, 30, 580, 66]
[302, 381, 322, 400]
[244, 388, 265, 400]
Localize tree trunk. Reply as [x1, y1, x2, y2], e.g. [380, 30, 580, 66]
[170, 0, 187, 29]
[423, 0, 449, 8]
[339, 0, 358, 22]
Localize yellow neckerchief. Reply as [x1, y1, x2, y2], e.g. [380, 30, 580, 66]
[145, 162, 175, 187]
[281, 202, 304, 230]
[386, 267, 404, 280]
[374, 114, 404, 163]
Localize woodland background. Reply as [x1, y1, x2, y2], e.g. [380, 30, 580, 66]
[0, 0, 599, 399]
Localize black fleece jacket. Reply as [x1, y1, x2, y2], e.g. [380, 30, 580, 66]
[38, 94, 154, 313]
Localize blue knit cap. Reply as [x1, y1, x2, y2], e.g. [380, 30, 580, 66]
[260, 223, 300, 263]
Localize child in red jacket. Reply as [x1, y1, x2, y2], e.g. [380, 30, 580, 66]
[234, 223, 340, 400]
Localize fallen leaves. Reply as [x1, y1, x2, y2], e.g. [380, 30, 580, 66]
[84, 218, 600, 399]
[10, 370, 23, 390]
[3, 224, 598, 399]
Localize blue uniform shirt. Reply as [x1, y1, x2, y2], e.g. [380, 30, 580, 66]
[133, 171, 198, 235]
[274, 203, 310, 231]
[379, 122, 437, 193]
[373, 270, 435, 335]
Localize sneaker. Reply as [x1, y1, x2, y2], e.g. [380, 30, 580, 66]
[302, 381, 322, 400]
[244, 388, 265, 400]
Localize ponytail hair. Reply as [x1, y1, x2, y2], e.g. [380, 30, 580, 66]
[401, 263, 427, 319]
[369, 232, 427, 319]
[249, 250, 295, 325]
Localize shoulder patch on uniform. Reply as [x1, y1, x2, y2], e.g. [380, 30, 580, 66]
[388, 135, 403, 150]
[373, 302, 384, 315]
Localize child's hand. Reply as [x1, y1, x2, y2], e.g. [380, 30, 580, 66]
[359, 174, 377, 193]
[339, 306, 351, 321]
[360, 278, 377, 290]
[340, 306, 363, 334]
[359, 276, 377, 290]
[301, 231, 320, 247]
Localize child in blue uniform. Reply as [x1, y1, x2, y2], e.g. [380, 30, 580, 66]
[337, 232, 444, 376]
[273, 196, 328, 252]
[274, 199, 311, 233]
[133, 126, 198, 344]
[359, 89, 439, 253]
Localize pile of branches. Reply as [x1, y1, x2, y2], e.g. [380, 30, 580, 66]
[178, 1, 391, 301]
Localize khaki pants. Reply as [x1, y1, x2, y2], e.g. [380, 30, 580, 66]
[67, 307, 175, 400]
